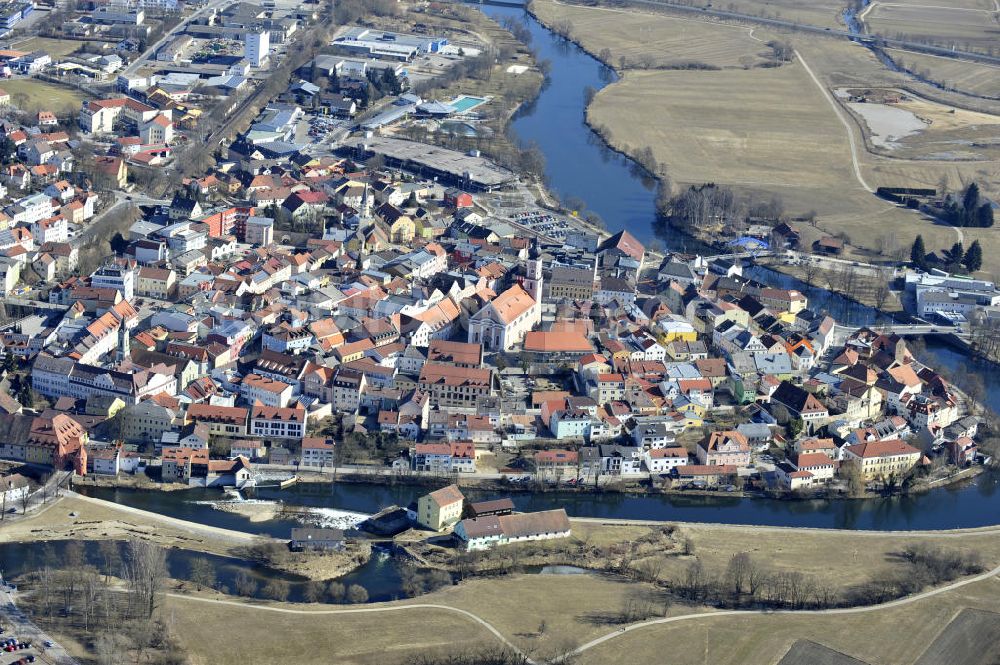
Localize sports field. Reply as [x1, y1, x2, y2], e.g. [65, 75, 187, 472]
[10, 37, 87, 58]
[0, 78, 86, 115]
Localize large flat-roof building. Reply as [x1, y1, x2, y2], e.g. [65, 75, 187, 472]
[331, 27, 447, 61]
[354, 137, 517, 192]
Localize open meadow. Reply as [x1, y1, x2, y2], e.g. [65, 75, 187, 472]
[585, 62, 900, 218]
[575, 574, 1000, 665]
[666, 0, 849, 29]
[864, 2, 1000, 55]
[531, 0, 776, 68]
[886, 48, 1000, 98]
[9, 37, 89, 58]
[15, 495, 1000, 665]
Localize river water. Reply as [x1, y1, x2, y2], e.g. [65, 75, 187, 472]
[483, 5, 672, 246]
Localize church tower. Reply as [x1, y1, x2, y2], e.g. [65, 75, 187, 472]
[524, 240, 543, 303]
[117, 320, 130, 364]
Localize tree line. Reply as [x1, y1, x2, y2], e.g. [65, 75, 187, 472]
[23, 539, 185, 665]
[940, 183, 994, 228]
[910, 235, 982, 273]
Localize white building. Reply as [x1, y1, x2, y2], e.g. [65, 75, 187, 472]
[245, 29, 270, 67]
[455, 509, 571, 552]
[9, 193, 57, 225]
[244, 215, 274, 246]
[467, 250, 542, 351]
[91, 261, 137, 300]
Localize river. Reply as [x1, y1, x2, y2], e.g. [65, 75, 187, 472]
[483, 5, 674, 247]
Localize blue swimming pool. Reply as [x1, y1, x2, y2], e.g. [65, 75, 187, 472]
[449, 95, 487, 113]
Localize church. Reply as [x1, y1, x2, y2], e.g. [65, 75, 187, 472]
[467, 249, 543, 351]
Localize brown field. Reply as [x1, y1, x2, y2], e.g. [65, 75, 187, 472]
[161, 572, 681, 665]
[590, 520, 1000, 592]
[887, 48, 1000, 98]
[890, 0, 995, 8]
[167, 596, 498, 665]
[0, 78, 86, 116]
[587, 63, 875, 212]
[575, 575, 1000, 665]
[864, 3, 1000, 55]
[10, 37, 88, 58]
[532, 0, 777, 68]
[683, 0, 849, 29]
[582, 29, 1000, 270]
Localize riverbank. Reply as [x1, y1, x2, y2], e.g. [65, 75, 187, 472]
[0, 493, 371, 582]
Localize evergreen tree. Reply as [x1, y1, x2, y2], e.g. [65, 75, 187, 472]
[963, 182, 980, 212]
[977, 203, 994, 229]
[910, 235, 926, 267]
[963, 240, 983, 273]
[947, 241, 964, 264]
[380, 67, 402, 95]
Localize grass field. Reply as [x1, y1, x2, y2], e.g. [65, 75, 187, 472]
[16, 497, 1000, 664]
[9, 37, 88, 58]
[582, 36, 1000, 270]
[572, 520, 1000, 595]
[887, 48, 1000, 98]
[167, 597, 498, 665]
[682, 0, 848, 29]
[0, 79, 86, 115]
[587, 63, 870, 213]
[888, 0, 995, 8]
[532, 0, 776, 69]
[576, 574, 1000, 665]
[865, 3, 1000, 55]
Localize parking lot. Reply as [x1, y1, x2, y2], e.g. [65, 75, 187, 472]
[510, 209, 572, 240]
[296, 112, 351, 146]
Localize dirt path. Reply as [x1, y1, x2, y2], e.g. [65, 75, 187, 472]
[795, 50, 873, 193]
[569, 516, 1000, 537]
[794, 48, 970, 245]
[160, 562, 1000, 665]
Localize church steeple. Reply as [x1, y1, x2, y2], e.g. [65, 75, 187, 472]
[117, 320, 130, 363]
[524, 239, 543, 303]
